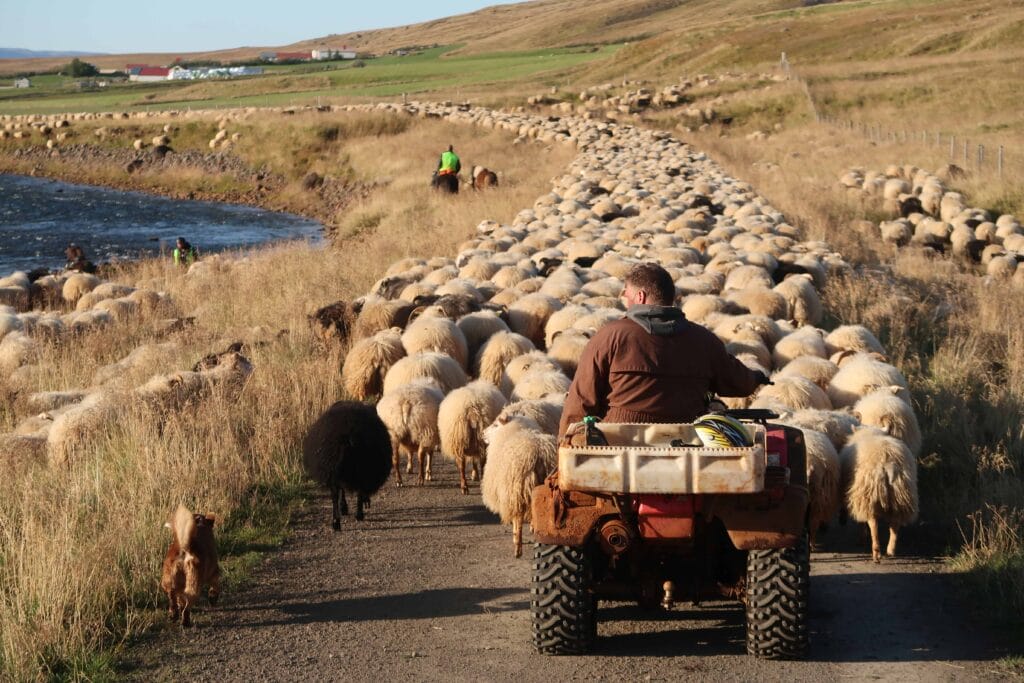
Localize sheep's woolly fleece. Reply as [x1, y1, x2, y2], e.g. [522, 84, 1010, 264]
[331, 100, 922, 553]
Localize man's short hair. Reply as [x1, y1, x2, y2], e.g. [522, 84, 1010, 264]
[625, 262, 677, 306]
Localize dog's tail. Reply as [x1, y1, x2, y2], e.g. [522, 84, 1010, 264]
[172, 505, 202, 599]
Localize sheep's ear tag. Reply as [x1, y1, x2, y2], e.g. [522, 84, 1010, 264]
[887, 385, 901, 395]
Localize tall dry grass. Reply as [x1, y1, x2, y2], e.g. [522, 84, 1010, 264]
[0, 113, 573, 680]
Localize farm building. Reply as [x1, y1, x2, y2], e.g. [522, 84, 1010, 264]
[128, 66, 170, 82]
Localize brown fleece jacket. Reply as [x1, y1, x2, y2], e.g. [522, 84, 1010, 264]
[558, 306, 761, 436]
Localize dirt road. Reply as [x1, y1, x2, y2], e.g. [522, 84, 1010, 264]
[123, 461, 1013, 682]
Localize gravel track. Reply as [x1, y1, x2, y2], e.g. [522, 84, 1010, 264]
[123, 460, 1011, 682]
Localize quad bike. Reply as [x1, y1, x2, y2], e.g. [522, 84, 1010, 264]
[530, 409, 809, 659]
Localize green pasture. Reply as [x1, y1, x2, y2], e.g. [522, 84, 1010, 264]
[0, 45, 619, 115]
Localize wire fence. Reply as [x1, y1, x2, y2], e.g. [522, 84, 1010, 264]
[815, 114, 1019, 180]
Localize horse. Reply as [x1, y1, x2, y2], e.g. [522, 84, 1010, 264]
[431, 171, 459, 194]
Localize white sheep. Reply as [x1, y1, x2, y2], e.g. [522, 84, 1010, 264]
[46, 391, 121, 466]
[438, 380, 507, 493]
[543, 304, 593, 348]
[725, 287, 788, 320]
[772, 327, 827, 369]
[456, 311, 509, 361]
[507, 293, 563, 349]
[852, 387, 921, 457]
[503, 351, 563, 387]
[474, 331, 535, 389]
[824, 325, 886, 357]
[841, 427, 919, 562]
[376, 378, 445, 486]
[341, 328, 405, 400]
[351, 299, 414, 340]
[773, 273, 822, 326]
[0, 331, 38, 376]
[492, 397, 564, 436]
[547, 328, 591, 378]
[481, 414, 557, 557]
[773, 355, 839, 391]
[510, 367, 572, 402]
[92, 342, 182, 388]
[827, 355, 910, 408]
[401, 315, 469, 370]
[755, 375, 831, 411]
[782, 407, 859, 453]
[382, 351, 468, 396]
[134, 352, 253, 411]
[801, 428, 841, 548]
[61, 273, 101, 304]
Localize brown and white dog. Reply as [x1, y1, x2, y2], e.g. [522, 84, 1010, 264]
[161, 505, 221, 626]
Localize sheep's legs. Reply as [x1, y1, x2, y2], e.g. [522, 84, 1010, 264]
[207, 573, 221, 607]
[470, 459, 480, 482]
[886, 524, 900, 557]
[167, 590, 180, 622]
[416, 447, 427, 485]
[425, 451, 433, 481]
[513, 518, 523, 558]
[867, 517, 881, 562]
[180, 596, 193, 627]
[457, 456, 469, 494]
[355, 493, 369, 521]
[331, 486, 344, 531]
[405, 450, 414, 474]
[391, 438, 404, 487]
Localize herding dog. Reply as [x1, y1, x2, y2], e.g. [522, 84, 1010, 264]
[161, 505, 221, 627]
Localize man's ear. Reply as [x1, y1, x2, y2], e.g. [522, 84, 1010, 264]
[635, 289, 647, 304]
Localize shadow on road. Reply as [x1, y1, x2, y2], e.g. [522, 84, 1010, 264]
[247, 586, 527, 626]
[579, 568, 1005, 664]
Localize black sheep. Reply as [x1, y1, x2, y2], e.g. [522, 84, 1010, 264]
[302, 401, 392, 530]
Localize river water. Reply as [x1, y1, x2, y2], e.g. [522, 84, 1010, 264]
[0, 174, 323, 274]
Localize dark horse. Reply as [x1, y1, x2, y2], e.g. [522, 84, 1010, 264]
[431, 171, 459, 194]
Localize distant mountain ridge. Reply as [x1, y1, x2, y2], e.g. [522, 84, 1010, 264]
[0, 48, 105, 60]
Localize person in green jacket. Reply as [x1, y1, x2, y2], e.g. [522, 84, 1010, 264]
[173, 237, 198, 267]
[437, 144, 461, 176]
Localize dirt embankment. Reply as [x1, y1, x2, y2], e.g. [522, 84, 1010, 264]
[0, 144, 365, 234]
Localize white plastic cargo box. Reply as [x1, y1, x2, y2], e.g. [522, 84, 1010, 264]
[557, 422, 766, 495]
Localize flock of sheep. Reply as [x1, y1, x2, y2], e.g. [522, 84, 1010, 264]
[315, 101, 922, 563]
[840, 163, 1024, 282]
[0, 99, 924, 567]
[0, 263, 254, 470]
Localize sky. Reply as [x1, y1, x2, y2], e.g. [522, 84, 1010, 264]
[0, 0, 534, 54]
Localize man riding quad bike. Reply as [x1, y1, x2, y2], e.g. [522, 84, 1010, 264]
[530, 263, 810, 659]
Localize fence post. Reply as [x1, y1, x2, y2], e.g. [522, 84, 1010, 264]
[963, 139, 968, 165]
[978, 144, 984, 169]
[998, 145, 1004, 177]
[950, 135, 955, 160]
[935, 131, 940, 147]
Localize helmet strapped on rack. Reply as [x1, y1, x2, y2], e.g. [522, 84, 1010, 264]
[693, 413, 753, 448]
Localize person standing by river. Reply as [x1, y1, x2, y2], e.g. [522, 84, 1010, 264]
[173, 237, 199, 268]
[64, 243, 96, 274]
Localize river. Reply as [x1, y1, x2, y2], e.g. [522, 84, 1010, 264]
[0, 173, 323, 274]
